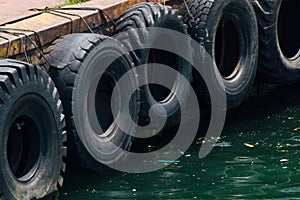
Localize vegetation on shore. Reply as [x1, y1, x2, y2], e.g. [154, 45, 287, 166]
[63, 0, 87, 6]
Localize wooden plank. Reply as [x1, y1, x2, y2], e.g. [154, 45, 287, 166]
[0, 0, 170, 62]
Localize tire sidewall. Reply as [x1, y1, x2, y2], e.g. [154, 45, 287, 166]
[274, 0, 300, 71]
[0, 80, 62, 200]
[116, 3, 192, 127]
[205, 0, 258, 107]
[72, 38, 138, 164]
[254, 0, 300, 83]
[144, 15, 192, 121]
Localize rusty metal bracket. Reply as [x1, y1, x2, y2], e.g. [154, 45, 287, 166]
[30, 7, 76, 33]
[55, 7, 118, 35]
[49, 12, 75, 33]
[30, 7, 114, 34]
[0, 28, 44, 53]
[0, 35, 12, 58]
[19, 36, 29, 62]
[0, 0, 171, 61]
[49, 8, 94, 33]
[0, 28, 50, 65]
[0, 6, 118, 62]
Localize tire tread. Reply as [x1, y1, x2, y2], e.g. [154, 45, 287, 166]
[0, 59, 66, 199]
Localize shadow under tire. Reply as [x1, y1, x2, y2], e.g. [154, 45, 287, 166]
[0, 59, 66, 200]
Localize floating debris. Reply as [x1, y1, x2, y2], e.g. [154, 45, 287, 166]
[244, 143, 255, 148]
[157, 160, 180, 163]
[280, 158, 289, 163]
[278, 150, 289, 153]
[212, 141, 232, 147]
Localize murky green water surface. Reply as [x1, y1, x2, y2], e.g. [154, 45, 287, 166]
[60, 84, 300, 199]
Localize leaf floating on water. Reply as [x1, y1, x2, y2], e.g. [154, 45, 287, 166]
[244, 143, 255, 148]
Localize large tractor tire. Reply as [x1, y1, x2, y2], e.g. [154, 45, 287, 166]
[42, 33, 139, 172]
[0, 59, 66, 200]
[114, 2, 192, 127]
[184, 0, 258, 109]
[252, 0, 300, 83]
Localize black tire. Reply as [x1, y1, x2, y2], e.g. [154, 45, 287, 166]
[0, 59, 66, 200]
[42, 33, 139, 172]
[184, 0, 258, 109]
[114, 2, 192, 127]
[252, 0, 300, 83]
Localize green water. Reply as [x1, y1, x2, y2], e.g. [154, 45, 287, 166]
[60, 84, 300, 199]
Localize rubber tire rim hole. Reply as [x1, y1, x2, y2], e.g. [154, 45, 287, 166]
[7, 106, 42, 180]
[277, 0, 300, 59]
[147, 33, 180, 102]
[215, 19, 242, 79]
[95, 72, 117, 134]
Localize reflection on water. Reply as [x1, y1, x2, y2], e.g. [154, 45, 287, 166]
[60, 84, 300, 199]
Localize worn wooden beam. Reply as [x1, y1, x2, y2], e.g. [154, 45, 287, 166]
[0, 0, 169, 63]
